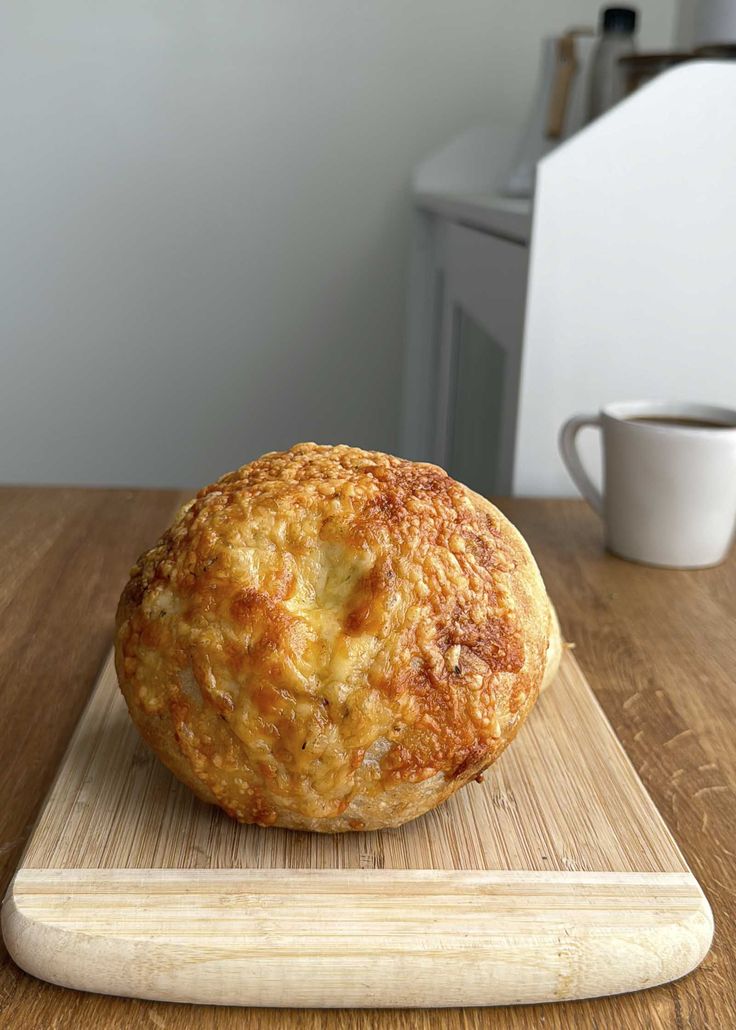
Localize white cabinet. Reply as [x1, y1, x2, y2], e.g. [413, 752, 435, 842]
[402, 196, 530, 496]
[434, 224, 528, 496]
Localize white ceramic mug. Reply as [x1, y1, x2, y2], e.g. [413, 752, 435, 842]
[559, 400, 736, 568]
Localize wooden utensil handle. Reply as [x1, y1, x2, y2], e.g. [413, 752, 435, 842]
[546, 29, 595, 139]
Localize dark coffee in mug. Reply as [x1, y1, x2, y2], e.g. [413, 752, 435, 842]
[627, 416, 734, 430]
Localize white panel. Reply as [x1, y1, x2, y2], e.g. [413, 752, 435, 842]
[515, 62, 736, 497]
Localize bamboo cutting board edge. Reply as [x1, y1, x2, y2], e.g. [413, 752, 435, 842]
[3, 868, 712, 1008]
[1, 651, 714, 1008]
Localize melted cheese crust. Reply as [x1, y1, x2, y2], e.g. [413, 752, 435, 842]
[115, 443, 553, 831]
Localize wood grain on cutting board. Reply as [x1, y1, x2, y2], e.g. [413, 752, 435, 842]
[2, 649, 711, 1007]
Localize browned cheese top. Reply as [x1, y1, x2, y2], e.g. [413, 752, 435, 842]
[116, 444, 550, 828]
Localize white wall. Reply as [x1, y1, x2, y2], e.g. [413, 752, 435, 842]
[0, 1, 676, 487]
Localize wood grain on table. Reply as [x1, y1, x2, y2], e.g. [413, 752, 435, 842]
[0, 488, 734, 1029]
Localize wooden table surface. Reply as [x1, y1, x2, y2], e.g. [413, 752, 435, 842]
[0, 487, 734, 1030]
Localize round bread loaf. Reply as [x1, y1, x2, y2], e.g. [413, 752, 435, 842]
[115, 443, 560, 831]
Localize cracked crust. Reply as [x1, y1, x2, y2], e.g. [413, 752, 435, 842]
[115, 443, 559, 831]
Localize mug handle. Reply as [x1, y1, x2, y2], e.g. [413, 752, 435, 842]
[559, 415, 603, 515]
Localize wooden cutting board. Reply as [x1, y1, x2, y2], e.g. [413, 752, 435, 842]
[1, 649, 712, 1008]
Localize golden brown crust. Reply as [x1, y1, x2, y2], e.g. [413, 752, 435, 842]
[115, 443, 555, 831]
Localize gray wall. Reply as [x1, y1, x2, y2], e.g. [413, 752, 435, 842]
[0, 1, 675, 487]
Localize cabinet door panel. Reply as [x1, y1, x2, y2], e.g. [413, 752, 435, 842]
[435, 224, 528, 496]
[447, 310, 508, 499]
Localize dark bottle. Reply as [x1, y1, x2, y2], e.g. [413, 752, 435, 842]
[587, 7, 638, 122]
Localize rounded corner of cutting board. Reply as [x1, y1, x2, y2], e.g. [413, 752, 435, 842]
[676, 874, 715, 976]
[2, 872, 110, 998]
[1, 874, 58, 989]
[0, 868, 715, 1008]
